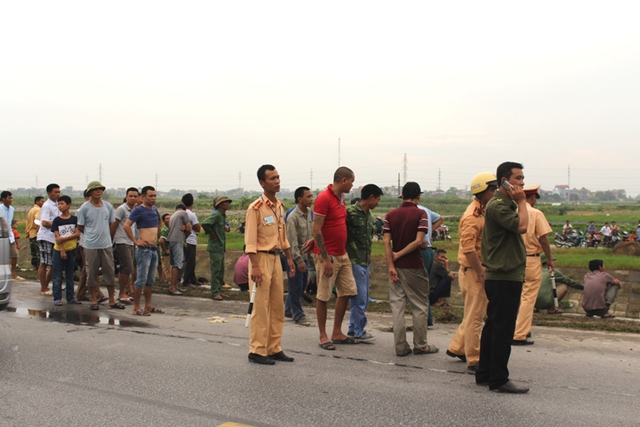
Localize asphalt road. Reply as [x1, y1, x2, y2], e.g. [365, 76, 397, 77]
[1, 281, 639, 427]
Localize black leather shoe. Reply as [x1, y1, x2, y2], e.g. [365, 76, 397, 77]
[491, 381, 529, 394]
[446, 349, 467, 362]
[512, 337, 534, 346]
[269, 351, 294, 362]
[248, 353, 275, 365]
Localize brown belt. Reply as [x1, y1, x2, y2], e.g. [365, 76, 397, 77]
[258, 250, 280, 255]
[527, 253, 540, 257]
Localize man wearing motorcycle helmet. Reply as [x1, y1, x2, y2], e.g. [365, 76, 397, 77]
[513, 184, 554, 346]
[447, 172, 497, 372]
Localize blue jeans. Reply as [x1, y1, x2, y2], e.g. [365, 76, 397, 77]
[421, 248, 435, 326]
[135, 246, 158, 289]
[285, 261, 308, 321]
[53, 248, 77, 302]
[348, 264, 370, 337]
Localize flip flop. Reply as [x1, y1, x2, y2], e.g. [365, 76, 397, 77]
[54, 300, 63, 306]
[118, 298, 133, 305]
[602, 313, 615, 318]
[90, 304, 99, 311]
[149, 307, 164, 314]
[414, 345, 439, 355]
[134, 309, 150, 316]
[212, 295, 224, 301]
[109, 303, 126, 310]
[546, 309, 564, 314]
[332, 336, 359, 345]
[41, 290, 53, 296]
[319, 341, 336, 351]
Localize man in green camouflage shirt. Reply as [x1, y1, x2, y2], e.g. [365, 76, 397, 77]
[346, 184, 383, 342]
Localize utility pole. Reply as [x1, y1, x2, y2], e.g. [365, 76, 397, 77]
[99, 163, 103, 182]
[238, 171, 242, 190]
[397, 173, 401, 197]
[403, 153, 408, 185]
[438, 168, 441, 191]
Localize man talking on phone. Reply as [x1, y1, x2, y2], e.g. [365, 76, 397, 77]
[475, 162, 530, 394]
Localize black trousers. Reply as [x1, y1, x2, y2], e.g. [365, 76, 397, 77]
[182, 243, 198, 285]
[476, 279, 522, 389]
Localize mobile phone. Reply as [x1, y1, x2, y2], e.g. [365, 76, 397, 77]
[502, 181, 514, 191]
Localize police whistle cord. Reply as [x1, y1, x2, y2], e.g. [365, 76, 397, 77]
[550, 270, 559, 309]
[245, 283, 257, 328]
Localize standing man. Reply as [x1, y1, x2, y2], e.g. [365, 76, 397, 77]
[346, 184, 383, 341]
[1, 191, 24, 281]
[25, 196, 44, 270]
[111, 187, 138, 304]
[166, 204, 191, 295]
[245, 164, 296, 365]
[285, 186, 314, 326]
[37, 184, 61, 295]
[181, 193, 201, 287]
[600, 222, 612, 246]
[383, 182, 438, 356]
[201, 195, 232, 301]
[311, 167, 359, 350]
[447, 172, 497, 372]
[77, 181, 123, 311]
[476, 162, 529, 394]
[124, 186, 162, 316]
[417, 202, 443, 327]
[513, 184, 554, 345]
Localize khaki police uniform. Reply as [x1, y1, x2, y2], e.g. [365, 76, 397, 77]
[514, 202, 552, 341]
[245, 195, 290, 357]
[447, 198, 488, 367]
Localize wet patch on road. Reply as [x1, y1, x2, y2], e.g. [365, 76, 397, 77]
[5, 307, 153, 328]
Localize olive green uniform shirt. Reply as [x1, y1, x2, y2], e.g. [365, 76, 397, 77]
[481, 191, 526, 282]
[346, 202, 374, 266]
[201, 210, 226, 253]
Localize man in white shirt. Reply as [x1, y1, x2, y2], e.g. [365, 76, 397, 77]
[36, 184, 61, 295]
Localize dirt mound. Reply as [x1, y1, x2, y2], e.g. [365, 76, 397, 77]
[611, 241, 640, 256]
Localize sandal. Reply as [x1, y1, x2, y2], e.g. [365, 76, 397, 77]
[212, 295, 224, 301]
[68, 299, 82, 305]
[413, 345, 439, 355]
[546, 309, 564, 314]
[332, 336, 359, 345]
[41, 290, 53, 296]
[149, 307, 164, 314]
[118, 298, 133, 305]
[109, 303, 126, 310]
[602, 312, 615, 318]
[90, 304, 99, 311]
[134, 309, 151, 316]
[319, 341, 336, 351]
[54, 300, 63, 306]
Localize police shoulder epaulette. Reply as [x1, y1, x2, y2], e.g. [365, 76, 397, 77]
[253, 200, 263, 210]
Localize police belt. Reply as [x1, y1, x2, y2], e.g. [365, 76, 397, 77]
[258, 250, 281, 256]
[526, 253, 541, 257]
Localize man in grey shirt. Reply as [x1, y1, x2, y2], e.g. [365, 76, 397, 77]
[77, 181, 124, 311]
[110, 187, 138, 304]
[167, 204, 191, 295]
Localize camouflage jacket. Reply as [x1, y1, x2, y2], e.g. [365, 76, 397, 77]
[346, 202, 373, 266]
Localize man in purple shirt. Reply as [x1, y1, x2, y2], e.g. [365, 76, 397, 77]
[383, 182, 439, 357]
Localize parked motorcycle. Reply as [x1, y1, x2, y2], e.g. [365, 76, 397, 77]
[432, 224, 452, 242]
[584, 230, 601, 248]
[603, 233, 621, 248]
[554, 230, 583, 248]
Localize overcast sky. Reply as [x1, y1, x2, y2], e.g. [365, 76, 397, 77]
[2, 1, 639, 195]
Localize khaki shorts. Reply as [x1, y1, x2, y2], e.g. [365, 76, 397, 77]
[313, 253, 357, 302]
[10, 242, 18, 259]
[114, 243, 135, 275]
[84, 247, 116, 288]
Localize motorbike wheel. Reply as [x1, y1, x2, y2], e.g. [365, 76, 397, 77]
[554, 239, 563, 248]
